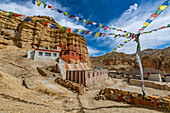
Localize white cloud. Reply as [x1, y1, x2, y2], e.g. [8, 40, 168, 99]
[0, 1, 86, 30]
[125, 3, 138, 14]
[87, 46, 104, 56]
[106, 0, 170, 54]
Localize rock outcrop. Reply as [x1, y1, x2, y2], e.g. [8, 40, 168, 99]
[91, 47, 170, 73]
[0, 11, 91, 64]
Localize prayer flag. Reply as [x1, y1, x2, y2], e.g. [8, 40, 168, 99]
[85, 31, 89, 35]
[158, 5, 167, 10]
[2, 10, 8, 13]
[143, 22, 150, 26]
[151, 13, 159, 17]
[43, 3, 47, 8]
[167, 24, 170, 28]
[96, 24, 99, 27]
[43, 22, 47, 27]
[89, 21, 93, 24]
[64, 12, 68, 16]
[57, 9, 63, 13]
[51, 7, 56, 10]
[71, 28, 75, 33]
[89, 32, 93, 36]
[95, 32, 100, 37]
[99, 24, 103, 28]
[103, 33, 106, 37]
[0, 9, 1, 11]
[83, 19, 87, 23]
[48, 5, 52, 8]
[114, 35, 118, 38]
[104, 26, 108, 30]
[155, 10, 163, 14]
[36, 20, 42, 22]
[75, 17, 80, 21]
[162, 1, 169, 5]
[78, 29, 82, 32]
[52, 24, 56, 29]
[92, 32, 96, 36]
[81, 30, 86, 34]
[69, 14, 72, 18]
[13, 14, 21, 17]
[62, 27, 67, 31]
[74, 29, 78, 32]
[142, 26, 147, 29]
[66, 27, 71, 32]
[47, 23, 52, 27]
[31, 18, 36, 21]
[146, 19, 152, 23]
[32, 0, 35, 4]
[125, 32, 129, 38]
[71, 15, 76, 18]
[86, 20, 90, 24]
[37, 0, 42, 6]
[99, 33, 102, 37]
[21, 16, 26, 21]
[26, 18, 31, 22]
[92, 22, 97, 25]
[8, 12, 14, 17]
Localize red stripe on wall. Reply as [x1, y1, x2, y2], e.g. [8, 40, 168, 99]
[66, 71, 68, 80]
[69, 71, 71, 81]
[73, 71, 75, 82]
[81, 71, 83, 84]
[77, 71, 79, 84]
[84, 71, 86, 86]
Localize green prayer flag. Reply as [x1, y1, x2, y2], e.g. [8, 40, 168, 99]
[137, 45, 141, 49]
[155, 10, 163, 14]
[81, 30, 86, 34]
[62, 27, 67, 31]
[69, 14, 72, 18]
[167, 24, 170, 28]
[36, 20, 42, 22]
[114, 35, 118, 38]
[99, 33, 102, 37]
[43, 3, 47, 8]
[86, 20, 90, 24]
[102, 25, 105, 28]
[142, 26, 147, 29]
[8, 12, 14, 17]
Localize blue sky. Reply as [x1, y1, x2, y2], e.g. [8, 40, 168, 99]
[1, 0, 170, 56]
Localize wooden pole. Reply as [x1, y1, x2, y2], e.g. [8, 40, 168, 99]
[135, 34, 146, 96]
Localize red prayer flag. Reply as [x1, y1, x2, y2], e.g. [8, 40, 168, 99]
[89, 21, 93, 24]
[119, 29, 122, 31]
[85, 31, 89, 35]
[160, 26, 167, 29]
[48, 5, 52, 8]
[139, 28, 144, 31]
[151, 13, 159, 17]
[103, 33, 106, 37]
[118, 34, 121, 36]
[71, 15, 76, 18]
[66, 27, 71, 32]
[122, 44, 124, 46]
[104, 26, 108, 30]
[43, 22, 47, 27]
[13, 14, 21, 17]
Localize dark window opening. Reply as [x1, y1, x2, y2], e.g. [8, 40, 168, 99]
[39, 52, 43, 56]
[53, 53, 57, 57]
[45, 52, 51, 56]
[72, 53, 74, 56]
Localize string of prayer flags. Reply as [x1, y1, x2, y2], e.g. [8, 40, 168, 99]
[141, 24, 170, 34]
[139, 0, 169, 33]
[31, 0, 132, 34]
[3, 9, 133, 39]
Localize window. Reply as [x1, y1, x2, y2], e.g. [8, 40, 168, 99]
[88, 73, 90, 78]
[93, 73, 95, 77]
[45, 52, 51, 56]
[53, 53, 57, 57]
[72, 53, 74, 56]
[39, 52, 43, 56]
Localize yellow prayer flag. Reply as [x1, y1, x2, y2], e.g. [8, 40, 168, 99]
[148, 31, 152, 33]
[95, 32, 100, 37]
[143, 22, 150, 26]
[158, 5, 167, 10]
[99, 24, 103, 28]
[64, 12, 68, 16]
[125, 40, 129, 42]
[118, 45, 121, 48]
[2, 10, 8, 13]
[78, 29, 82, 32]
[113, 49, 115, 52]
[37, 0, 42, 6]
[112, 33, 115, 35]
[125, 32, 129, 38]
[83, 19, 87, 23]
[31, 18, 36, 21]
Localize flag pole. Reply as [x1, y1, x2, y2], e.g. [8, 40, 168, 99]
[135, 34, 146, 96]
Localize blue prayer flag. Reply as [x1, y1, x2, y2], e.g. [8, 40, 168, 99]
[32, 0, 35, 4]
[52, 24, 56, 29]
[57, 9, 63, 13]
[74, 29, 78, 32]
[26, 18, 31, 22]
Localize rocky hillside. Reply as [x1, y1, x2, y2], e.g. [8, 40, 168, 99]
[0, 11, 91, 64]
[90, 47, 170, 73]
